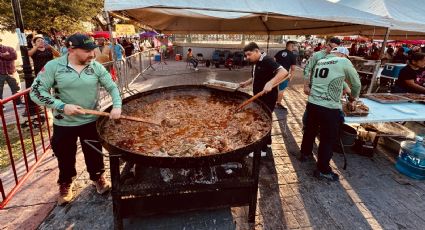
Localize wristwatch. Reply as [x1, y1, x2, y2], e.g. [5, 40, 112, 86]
[57, 104, 65, 113]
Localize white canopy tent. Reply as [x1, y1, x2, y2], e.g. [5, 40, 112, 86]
[104, 0, 392, 35]
[331, 0, 425, 39]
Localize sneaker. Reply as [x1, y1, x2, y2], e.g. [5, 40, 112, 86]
[194, 68, 199, 71]
[93, 174, 111, 194]
[16, 103, 25, 108]
[313, 170, 339, 182]
[57, 182, 74, 205]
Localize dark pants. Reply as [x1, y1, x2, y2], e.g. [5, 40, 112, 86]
[0, 74, 22, 103]
[51, 121, 104, 184]
[24, 77, 38, 114]
[190, 59, 199, 68]
[300, 103, 342, 174]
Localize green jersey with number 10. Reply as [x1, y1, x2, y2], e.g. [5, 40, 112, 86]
[308, 54, 361, 110]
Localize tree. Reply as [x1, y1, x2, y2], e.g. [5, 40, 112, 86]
[0, 0, 104, 34]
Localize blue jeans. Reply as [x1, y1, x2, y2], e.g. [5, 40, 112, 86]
[190, 59, 199, 68]
[301, 103, 343, 174]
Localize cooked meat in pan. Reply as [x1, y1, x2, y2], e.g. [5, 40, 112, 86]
[102, 93, 270, 157]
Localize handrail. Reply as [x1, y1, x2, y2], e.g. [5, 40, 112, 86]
[0, 89, 52, 209]
[0, 88, 31, 104]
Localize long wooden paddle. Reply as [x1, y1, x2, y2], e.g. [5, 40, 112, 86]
[235, 75, 290, 112]
[80, 108, 161, 126]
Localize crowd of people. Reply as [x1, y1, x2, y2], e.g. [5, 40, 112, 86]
[348, 42, 425, 63]
[2, 30, 425, 206]
[0, 32, 154, 112]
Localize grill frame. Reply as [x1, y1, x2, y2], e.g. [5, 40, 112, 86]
[93, 85, 271, 229]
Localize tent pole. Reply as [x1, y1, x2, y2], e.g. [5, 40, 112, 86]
[266, 33, 270, 53]
[104, 11, 116, 62]
[367, 27, 390, 94]
[379, 28, 390, 59]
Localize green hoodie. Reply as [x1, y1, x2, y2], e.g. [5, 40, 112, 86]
[303, 50, 327, 80]
[30, 54, 122, 126]
[308, 54, 361, 110]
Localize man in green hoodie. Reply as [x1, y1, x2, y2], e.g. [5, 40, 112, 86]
[299, 37, 342, 162]
[30, 34, 122, 205]
[300, 46, 361, 182]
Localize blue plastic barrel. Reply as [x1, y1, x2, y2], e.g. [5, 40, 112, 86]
[395, 136, 425, 180]
[154, 54, 161, 61]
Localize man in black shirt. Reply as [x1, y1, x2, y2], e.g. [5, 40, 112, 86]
[239, 42, 289, 154]
[274, 41, 297, 108]
[27, 35, 59, 116]
[393, 52, 425, 94]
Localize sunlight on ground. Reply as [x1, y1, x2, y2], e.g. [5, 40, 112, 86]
[339, 178, 384, 230]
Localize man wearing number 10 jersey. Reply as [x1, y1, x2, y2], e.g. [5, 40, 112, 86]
[301, 46, 361, 181]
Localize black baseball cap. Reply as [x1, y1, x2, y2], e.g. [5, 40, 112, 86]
[329, 37, 342, 45]
[66, 34, 98, 50]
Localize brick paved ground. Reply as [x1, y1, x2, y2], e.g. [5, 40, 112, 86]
[2, 60, 425, 229]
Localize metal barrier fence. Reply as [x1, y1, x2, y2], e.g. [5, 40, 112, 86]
[98, 51, 151, 108]
[0, 90, 52, 209]
[0, 51, 149, 209]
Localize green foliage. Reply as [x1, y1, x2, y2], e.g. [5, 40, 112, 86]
[0, 0, 103, 33]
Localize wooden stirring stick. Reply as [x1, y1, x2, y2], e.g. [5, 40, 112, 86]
[235, 75, 290, 112]
[79, 108, 161, 126]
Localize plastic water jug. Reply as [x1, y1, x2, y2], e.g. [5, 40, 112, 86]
[395, 136, 425, 180]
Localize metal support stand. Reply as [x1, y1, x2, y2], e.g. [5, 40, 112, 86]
[138, 52, 143, 73]
[110, 156, 123, 230]
[108, 151, 263, 228]
[367, 27, 390, 94]
[248, 149, 261, 222]
[11, 0, 35, 113]
[145, 49, 156, 71]
[339, 138, 348, 170]
[157, 51, 167, 69]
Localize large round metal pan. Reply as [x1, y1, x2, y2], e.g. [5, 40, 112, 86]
[97, 85, 272, 168]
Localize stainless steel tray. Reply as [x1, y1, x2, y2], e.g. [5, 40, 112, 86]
[365, 93, 411, 104]
[203, 79, 240, 92]
[398, 93, 425, 103]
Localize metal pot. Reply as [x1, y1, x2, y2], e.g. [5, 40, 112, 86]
[95, 85, 272, 168]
